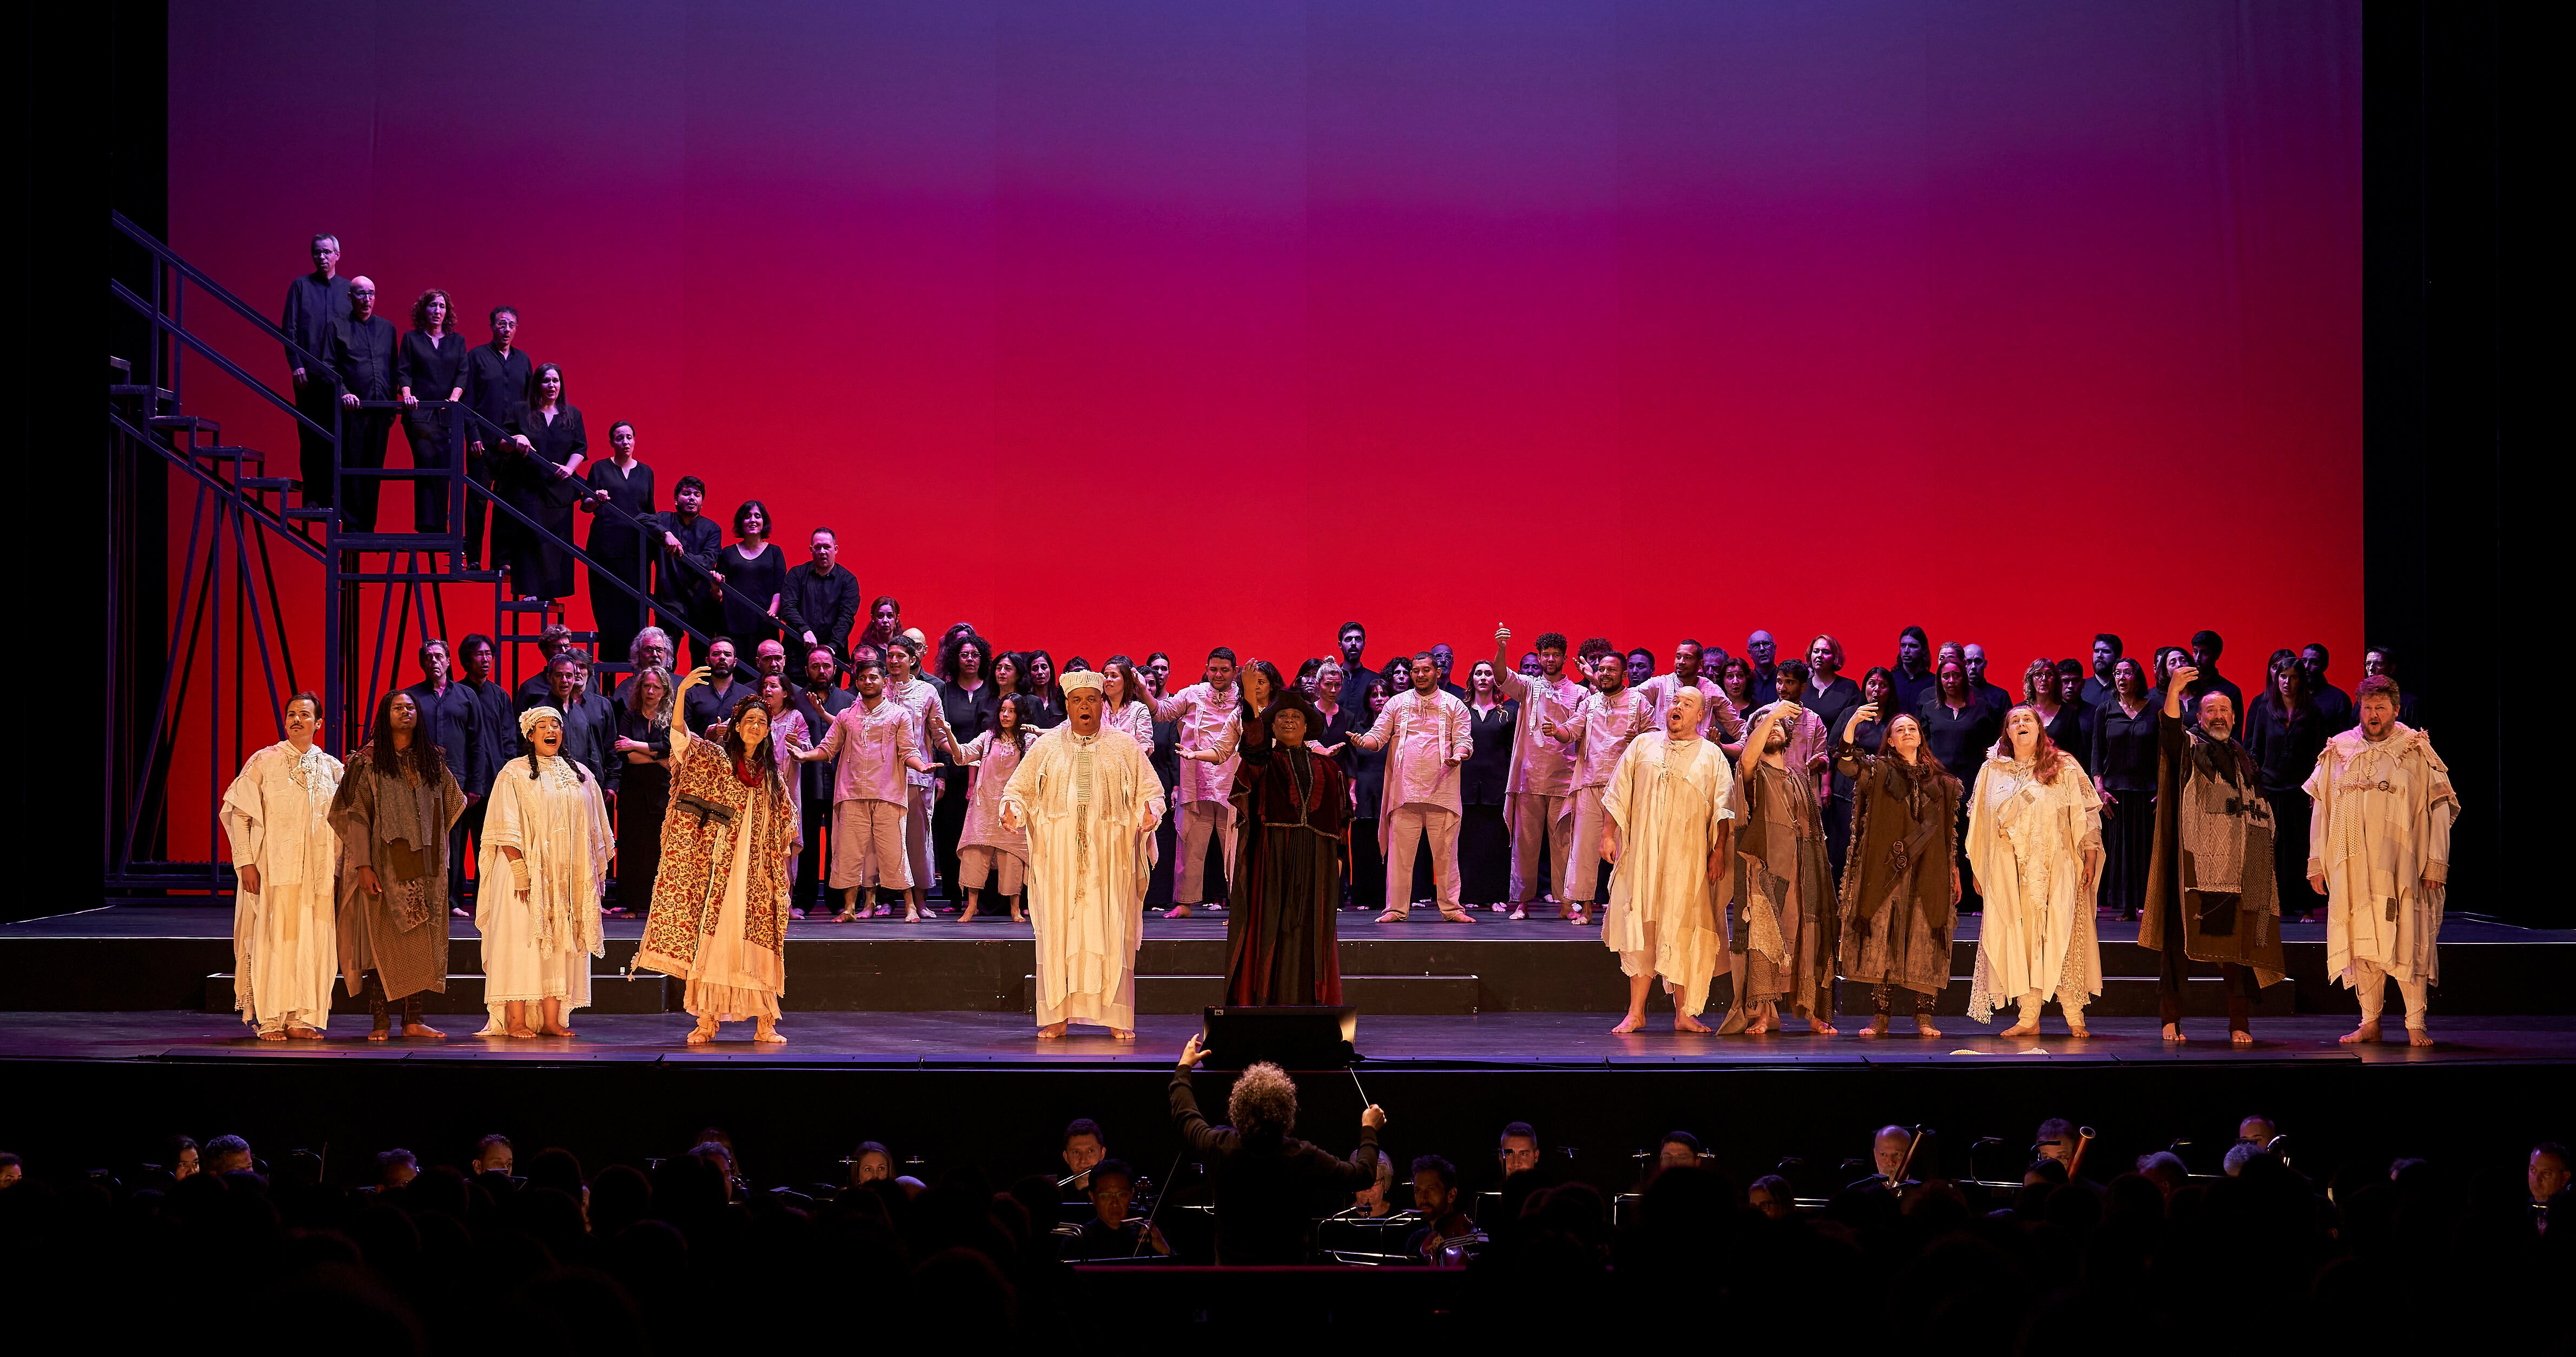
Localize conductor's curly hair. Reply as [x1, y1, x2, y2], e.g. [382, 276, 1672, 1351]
[1228, 1062, 1299, 1139]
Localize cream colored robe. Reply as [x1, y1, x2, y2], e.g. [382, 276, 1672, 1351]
[220, 742, 344, 1032]
[1002, 725, 1166, 1031]
[2306, 723, 2458, 989]
[1965, 754, 2103, 1022]
[474, 754, 611, 1021]
[1599, 733, 1736, 1015]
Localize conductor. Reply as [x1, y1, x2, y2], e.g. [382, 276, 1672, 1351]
[1172, 1033, 1387, 1264]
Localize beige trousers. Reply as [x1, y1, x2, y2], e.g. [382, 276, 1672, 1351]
[1382, 804, 1461, 917]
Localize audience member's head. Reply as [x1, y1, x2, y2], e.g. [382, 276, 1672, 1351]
[165, 1135, 201, 1181]
[1086, 1159, 1137, 1228]
[2034, 1119, 2078, 1165]
[2222, 1141, 2263, 1178]
[206, 1134, 254, 1176]
[0, 1153, 20, 1189]
[2136, 1151, 2189, 1198]
[1747, 1174, 1794, 1220]
[850, 1142, 893, 1187]
[1657, 1132, 1701, 1173]
[375, 1149, 418, 1189]
[1353, 1149, 1396, 1216]
[1498, 1122, 1540, 1178]
[471, 1134, 514, 1178]
[2237, 1114, 2279, 1147]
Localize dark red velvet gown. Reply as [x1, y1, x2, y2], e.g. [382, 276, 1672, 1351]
[1224, 727, 1349, 1005]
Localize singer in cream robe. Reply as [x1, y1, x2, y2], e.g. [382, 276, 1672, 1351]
[1599, 716, 1736, 1028]
[1003, 672, 1166, 1039]
[1965, 746, 2104, 1035]
[475, 707, 611, 1035]
[2306, 710, 2458, 1041]
[220, 733, 344, 1036]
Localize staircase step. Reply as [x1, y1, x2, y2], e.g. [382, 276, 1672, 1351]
[204, 972, 674, 1016]
[150, 415, 220, 434]
[240, 477, 295, 491]
[195, 445, 264, 463]
[498, 600, 563, 614]
[1025, 973, 1481, 1016]
[336, 533, 465, 552]
[283, 507, 334, 521]
[1833, 975, 2296, 1020]
[109, 383, 177, 404]
[109, 356, 133, 376]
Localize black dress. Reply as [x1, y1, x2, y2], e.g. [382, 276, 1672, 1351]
[934, 679, 996, 903]
[610, 704, 671, 913]
[1826, 714, 1887, 880]
[398, 329, 468, 531]
[2091, 699, 2159, 919]
[499, 402, 586, 600]
[1344, 708, 1389, 913]
[582, 458, 655, 666]
[1146, 710, 1181, 909]
[2244, 696, 2330, 919]
[1460, 699, 1518, 904]
[1918, 697, 2002, 913]
[714, 541, 791, 650]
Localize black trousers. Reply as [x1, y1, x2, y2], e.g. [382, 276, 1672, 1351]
[402, 408, 455, 533]
[932, 767, 969, 902]
[1460, 803, 1509, 904]
[450, 800, 487, 906]
[462, 443, 494, 566]
[2155, 887, 2260, 1027]
[796, 794, 832, 909]
[2265, 788, 2326, 919]
[1824, 794, 1853, 879]
[295, 378, 342, 506]
[587, 543, 650, 667]
[1146, 811, 1177, 908]
[339, 408, 393, 531]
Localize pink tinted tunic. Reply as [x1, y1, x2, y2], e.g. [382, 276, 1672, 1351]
[1564, 688, 1655, 790]
[1152, 682, 1242, 806]
[1103, 700, 1156, 753]
[956, 729, 1031, 858]
[884, 677, 944, 791]
[1495, 668, 1585, 797]
[1359, 688, 1473, 815]
[809, 699, 921, 805]
[1634, 673, 1746, 746]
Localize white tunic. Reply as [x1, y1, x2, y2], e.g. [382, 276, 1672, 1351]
[2306, 724, 2458, 988]
[1964, 754, 2103, 1022]
[475, 754, 611, 1014]
[220, 742, 343, 1031]
[1002, 725, 1166, 1030]
[1599, 733, 1736, 1015]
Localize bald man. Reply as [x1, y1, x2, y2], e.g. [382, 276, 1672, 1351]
[327, 272, 400, 530]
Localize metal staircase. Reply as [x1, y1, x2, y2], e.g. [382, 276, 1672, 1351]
[105, 212, 765, 901]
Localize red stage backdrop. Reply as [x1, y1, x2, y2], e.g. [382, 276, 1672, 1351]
[167, 1, 2360, 825]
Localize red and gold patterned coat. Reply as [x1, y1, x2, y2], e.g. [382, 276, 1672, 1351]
[635, 737, 800, 979]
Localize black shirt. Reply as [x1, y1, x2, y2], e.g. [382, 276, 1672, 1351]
[1169, 1066, 1379, 1266]
[1461, 699, 1519, 805]
[328, 314, 400, 402]
[716, 541, 798, 648]
[1337, 662, 1379, 714]
[1918, 697, 2002, 784]
[1804, 675, 1863, 749]
[686, 678, 756, 736]
[2243, 697, 2329, 793]
[282, 272, 350, 376]
[502, 403, 587, 504]
[783, 562, 862, 658]
[398, 329, 467, 402]
[457, 343, 533, 448]
[937, 678, 994, 768]
[1890, 664, 1936, 716]
[402, 678, 481, 790]
[582, 458, 655, 566]
[2041, 702, 2091, 767]
[2310, 682, 2355, 733]
[647, 510, 723, 610]
[456, 678, 519, 793]
[793, 684, 855, 801]
[2089, 699, 2159, 792]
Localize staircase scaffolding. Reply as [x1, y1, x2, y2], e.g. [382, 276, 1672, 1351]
[105, 212, 777, 902]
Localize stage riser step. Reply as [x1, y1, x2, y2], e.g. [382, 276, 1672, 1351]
[202, 973, 672, 1015]
[1834, 977, 2296, 1020]
[1017, 974, 1481, 1016]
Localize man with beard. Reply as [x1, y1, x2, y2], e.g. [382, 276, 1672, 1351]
[1346, 653, 1474, 924]
[2083, 634, 2124, 708]
[2300, 643, 2355, 732]
[2140, 665, 2288, 1044]
[2307, 676, 2459, 1046]
[1156, 648, 1246, 917]
[1635, 640, 1744, 749]
[1624, 648, 1657, 691]
[791, 645, 855, 916]
[1718, 699, 1839, 1034]
[2185, 629, 2244, 722]
[1890, 626, 1935, 715]
[785, 527, 862, 671]
[1493, 626, 1586, 919]
[647, 475, 725, 667]
[1335, 622, 1378, 713]
[1543, 649, 1656, 926]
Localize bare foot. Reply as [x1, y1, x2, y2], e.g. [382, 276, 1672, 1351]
[1569, 909, 1590, 926]
[1673, 1013, 1713, 1034]
[1037, 1022, 1068, 1040]
[1011, 910, 1026, 923]
[507, 1024, 540, 1039]
[754, 1020, 786, 1044]
[1857, 1016, 1889, 1039]
[1111, 1028, 1136, 1042]
[403, 1022, 446, 1040]
[956, 904, 981, 924]
[2162, 1022, 2187, 1042]
[2230, 1029, 2253, 1046]
[541, 1020, 575, 1037]
[1165, 904, 1193, 919]
[1439, 908, 1476, 925]
[1914, 1020, 1943, 1039]
[2339, 1021, 2380, 1045]
[2065, 1022, 2088, 1039]
[903, 906, 922, 923]
[1376, 910, 1406, 924]
[368, 1025, 393, 1042]
[1999, 1021, 2039, 1039]
[2408, 1027, 2433, 1047]
[286, 1025, 324, 1040]
[257, 1028, 287, 1042]
[1610, 1013, 1646, 1034]
[686, 1018, 719, 1045]
[1508, 907, 1527, 921]
[1807, 1018, 1838, 1035]
[834, 908, 858, 923]
[1743, 1006, 1774, 1035]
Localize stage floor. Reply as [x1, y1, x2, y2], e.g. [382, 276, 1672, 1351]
[6, 1009, 2572, 1070]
